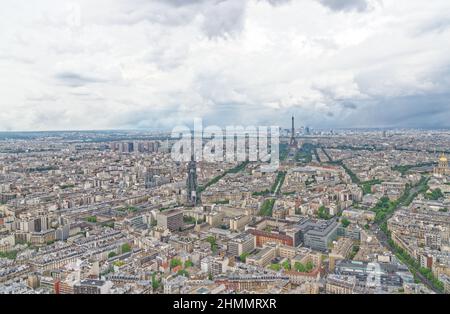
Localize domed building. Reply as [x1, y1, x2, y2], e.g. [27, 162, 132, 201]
[433, 153, 449, 177]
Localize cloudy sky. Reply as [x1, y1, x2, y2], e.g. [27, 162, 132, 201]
[1, 0, 450, 131]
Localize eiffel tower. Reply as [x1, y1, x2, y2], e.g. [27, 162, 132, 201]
[290, 115, 298, 147]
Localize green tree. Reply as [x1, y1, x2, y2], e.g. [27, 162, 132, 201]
[102, 221, 114, 228]
[170, 258, 183, 269]
[318, 206, 331, 220]
[177, 269, 190, 277]
[294, 262, 306, 273]
[252, 190, 270, 196]
[259, 199, 275, 217]
[425, 188, 444, 200]
[114, 260, 125, 267]
[341, 218, 350, 228]
[152, 273, 160, 290]
[282, 260, 291, 270]
[270, 263, 281, 271]
[349, 245, 360, 260]
[183, 216, 196, 224]
[86, 216, 97, 223]
[239, 252, 250, 263]
[121, 243, 131, 254]
[0, 250, 17, 260]
[305, 261, 314, 272]
[206, 236, 218, 253]
[361, 179, 382, 195]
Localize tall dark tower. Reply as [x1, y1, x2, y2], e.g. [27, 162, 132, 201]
[186, 157, 199, 206]
[290, 115, 297, 147]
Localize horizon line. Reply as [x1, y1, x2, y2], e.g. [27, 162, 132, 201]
[1, 126, 450, 134]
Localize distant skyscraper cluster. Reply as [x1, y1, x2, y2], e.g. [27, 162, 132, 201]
[186, 157, 199, 206]
[111, 141, 161, 153]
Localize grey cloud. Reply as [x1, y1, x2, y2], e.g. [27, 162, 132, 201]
[340, 102, 357, 110]
[318, 0, 370, 12]
[106, 0, 203, 27]
[0, 54, 34, 64]
[201, 0, 247, 38]
[337, 94, 450, 128]
[54, 72, 105, 87]
[260, 0, 293, 6]
[26, 94, 58, 102]
[156, 0, 207, 7]
[200, 0, 293, 38]
[160, 0, 292, 8]
[110, 104, 190, 130]
[414, 16, 450, 36]
[110, 0, 292, 38]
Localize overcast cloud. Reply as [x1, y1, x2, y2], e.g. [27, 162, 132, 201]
[0, 0, 449, 131]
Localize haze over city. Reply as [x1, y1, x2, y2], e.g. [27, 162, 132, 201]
[1, 0, 450, 131]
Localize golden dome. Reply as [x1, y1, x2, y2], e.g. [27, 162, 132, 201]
[439, 154, 448, 162]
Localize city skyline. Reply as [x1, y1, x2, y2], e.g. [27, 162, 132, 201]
[1, 0, 450, 131]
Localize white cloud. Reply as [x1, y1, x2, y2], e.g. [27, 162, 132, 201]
[0, 0, 450, 130]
